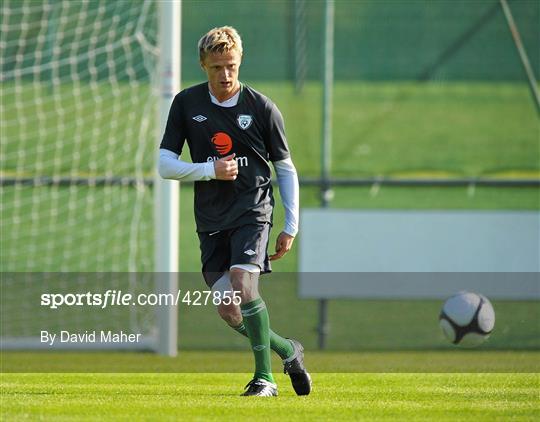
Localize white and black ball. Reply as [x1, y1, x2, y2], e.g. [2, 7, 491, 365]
[439, 291, 495, 347]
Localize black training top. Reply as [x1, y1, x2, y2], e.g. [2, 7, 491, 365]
[160, 82, 291, 233]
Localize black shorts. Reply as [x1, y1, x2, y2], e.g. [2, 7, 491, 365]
[198, 223, 272, 287]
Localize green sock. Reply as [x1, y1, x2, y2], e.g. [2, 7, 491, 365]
[233, 323, 294, 360]
[240, 298, 274, 383]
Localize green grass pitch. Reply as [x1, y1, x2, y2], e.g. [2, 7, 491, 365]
[2, 373, 537, 421]
[2, 351, 539, 421]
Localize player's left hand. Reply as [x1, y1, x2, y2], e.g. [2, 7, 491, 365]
[269, 231, 295, 261]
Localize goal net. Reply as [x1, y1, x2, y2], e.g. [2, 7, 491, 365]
[1, 0, 162, 350]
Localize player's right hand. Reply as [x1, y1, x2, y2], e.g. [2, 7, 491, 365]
[213, 153, 238, 180]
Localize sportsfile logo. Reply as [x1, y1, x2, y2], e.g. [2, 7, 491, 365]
[40, 290, 241, 309]
[208, 131, 249, 167]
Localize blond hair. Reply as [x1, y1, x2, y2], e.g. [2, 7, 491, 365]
[198, 26, 243, 62]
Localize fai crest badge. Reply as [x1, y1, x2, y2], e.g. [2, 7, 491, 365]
[237, 114, 253, 130]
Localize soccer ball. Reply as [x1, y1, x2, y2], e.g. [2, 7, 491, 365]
[439, 291, 495, 347]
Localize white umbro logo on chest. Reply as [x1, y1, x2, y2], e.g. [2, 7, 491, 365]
[192, 115, 207, 122]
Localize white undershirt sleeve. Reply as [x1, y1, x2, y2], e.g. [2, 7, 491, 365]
[158, 148, 216, 181]
[273, 157, 300, 237]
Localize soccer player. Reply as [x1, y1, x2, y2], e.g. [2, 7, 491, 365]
[158, 26, 311, 397]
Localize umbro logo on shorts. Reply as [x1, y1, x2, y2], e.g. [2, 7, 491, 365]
[244, 249, 256, 256]
[192, 115, 207, 122]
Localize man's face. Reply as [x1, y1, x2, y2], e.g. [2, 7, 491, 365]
[201, 50, 242, 102]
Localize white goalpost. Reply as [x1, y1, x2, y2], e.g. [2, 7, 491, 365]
[154, 0, 180, 357]
[1, 0, 180, 355]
